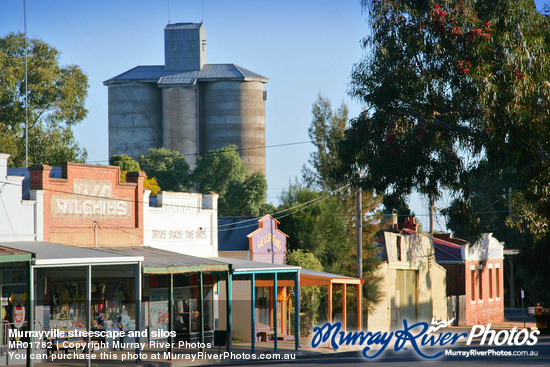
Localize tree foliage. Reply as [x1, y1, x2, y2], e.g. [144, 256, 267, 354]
[302, 95, 348, 191]
[193, 145, 247, 194]
[286, 249, 323, 333]
[138, 148, 191, 192]
[110, 154, 140, 172]
[339, 0, 550, 215]
[110, 154, 161, 195]
[0, 32, 88, 166]
[194, 145, 271, 216]
[341, 0, 550, 304]
[278, 184, 351, 273]
[443, 160, 537, 304]
[281, 96, 384, 310]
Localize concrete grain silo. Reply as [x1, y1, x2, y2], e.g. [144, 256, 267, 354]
[104, 23, 268, 174]
[200, 80, 265, 174]
[107, 81, 163, 158]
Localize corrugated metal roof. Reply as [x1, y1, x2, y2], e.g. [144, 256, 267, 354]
[158, 71, 200, 86]
[300, 269, 362, 286]
[0, 246, 32, 263]
[105, 64, 268, 85]
[209, 256, 300, 273]
[104, 66, 171, 84]
[433, 237, 463, 263]
[300, 269, 360, 280]
[165, 23, 202, 30]
[218, 217, 259, 252]
[100, 246, 229, 274]
[0, 242, 143, 265]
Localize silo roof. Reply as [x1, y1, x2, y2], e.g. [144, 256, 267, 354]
[165, 23, 202, 30]
[103, 66, 171, 84]
[104, 64, 269, 85]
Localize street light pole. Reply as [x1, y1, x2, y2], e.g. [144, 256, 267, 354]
[356, 188, 364, 331]
[356, 188, 362, 278]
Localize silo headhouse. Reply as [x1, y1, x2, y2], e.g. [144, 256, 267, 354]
[104, 23, 268, 174]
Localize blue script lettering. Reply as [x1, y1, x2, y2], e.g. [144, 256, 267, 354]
[310, 320, 467, 360]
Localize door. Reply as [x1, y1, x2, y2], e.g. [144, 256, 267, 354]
[395, 270, 417, 327]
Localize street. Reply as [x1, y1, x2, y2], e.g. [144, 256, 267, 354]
[215, 334, 550, 366]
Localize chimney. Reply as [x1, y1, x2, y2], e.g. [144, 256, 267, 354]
[28, 164, 53, 190]
[402, 216, 418, 233]
[0, 153, 10, 179]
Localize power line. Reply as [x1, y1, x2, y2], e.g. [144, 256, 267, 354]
[89, 184, 351, 240]
[0, 178, 350, 231]
[86, 140, 315, 164]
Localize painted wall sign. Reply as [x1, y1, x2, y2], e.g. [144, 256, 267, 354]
[144, 192, 217, 257]
[248, 215, 287, 254]
[151, 228, 207, 240]
[51, 179, 130, 218]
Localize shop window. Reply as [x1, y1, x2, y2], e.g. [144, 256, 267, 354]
[478, 266, 483, 300]
[37, 267, 136, 337]
[173, 285, 214, 334]
[2, 270, 26, 284]
[256, 287, 270, 327]
[489, 268, 493, 299]
[496, 267, 500, 298]
[470, 269, 475, 301]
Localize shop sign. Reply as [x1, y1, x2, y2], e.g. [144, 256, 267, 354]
[249, 217, 286, 254]
[51, 179, 131, 218]
[151, 228, 207, 240]
[12, 300, 25, 328]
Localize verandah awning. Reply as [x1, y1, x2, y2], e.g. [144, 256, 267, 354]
[100, 246, 229, 273]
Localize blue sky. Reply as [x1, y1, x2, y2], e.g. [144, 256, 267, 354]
[1, 1, 368, 204]
[2, 1, 548, 232]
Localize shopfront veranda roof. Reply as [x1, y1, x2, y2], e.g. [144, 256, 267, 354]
[0, 242, 362, 285]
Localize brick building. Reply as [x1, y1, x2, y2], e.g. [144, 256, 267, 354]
[28, 163, 144, 246]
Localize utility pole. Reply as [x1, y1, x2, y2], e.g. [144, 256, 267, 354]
[356, 187, 364, 330]
[429, 194, 434, 234]
[356, 188, 362, 278]
[24, 0, 29, 167]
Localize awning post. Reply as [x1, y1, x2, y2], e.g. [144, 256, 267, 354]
[199, 271, 204, 347]
[294, 270, 300, 351]
[273, 272, 278, 352]
[342, 283, 347, 332]
[328, 281, 333, 324]
[251, 273, 256, 354]
[357, 283, 362, 331]
[135, 262, 142, 362]
[168, 274, 173, 357]
[26, 262, 33, 367]
[226, 271, 232, 352]
[86, 265, 91, 367]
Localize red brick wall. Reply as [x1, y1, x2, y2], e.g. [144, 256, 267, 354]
[465, 259, 504, 325]
[29, 163, 144, 246]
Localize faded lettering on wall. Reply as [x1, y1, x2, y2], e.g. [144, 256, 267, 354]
[51, 179, 131, 218]
[151, 228, 207, 240]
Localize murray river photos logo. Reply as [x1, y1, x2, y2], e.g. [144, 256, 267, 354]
[311, 318, 540, 359]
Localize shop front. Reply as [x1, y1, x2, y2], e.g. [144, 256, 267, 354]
[2, 241, 143, 367]
[0, 246, 32, 367]
[101, 246, 231, 353]
[215, 257, 301, 353]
